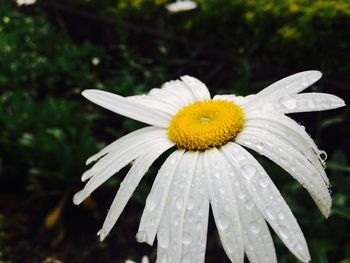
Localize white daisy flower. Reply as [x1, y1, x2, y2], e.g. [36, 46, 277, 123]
[73, 71, 345, 263]
[15, 0, 36, 6]
[165, 0, 197, 13]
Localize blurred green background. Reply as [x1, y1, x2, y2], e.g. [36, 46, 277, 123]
[0, 0, 349, 262]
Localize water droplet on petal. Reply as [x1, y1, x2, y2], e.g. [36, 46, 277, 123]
[176, 198, 183, 210]
[174, 215, 180, 226]
[259, 175, 269, 188]
[158, 231, 170, 248]
[278, 212, 285, 220]
[265, 205, 276, 220]
[182, 232, 192, 245]
[217, 214, 229, 230]
[186, 198, 195, 210]
[241, 164, 256, 180]
[256, 142, 264, 151]
[244, 199, 254, 210]
[279, 225, 289, 240]
[238, 190, 246, 200]
[249, 221, 260, 234]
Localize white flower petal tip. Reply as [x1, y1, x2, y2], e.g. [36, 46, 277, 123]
[72, 190, 85, 205]
[244, 70, 324, 112]
[135, 231, 148, 244]
[166, 0, 197, 13]
[97, 228, 108, 241]
[81, 89, 170, 128]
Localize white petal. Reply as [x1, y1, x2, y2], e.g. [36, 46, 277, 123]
[180, 75, 211, 101]
[156, 151, 198, 263]
[82, 129, 168, 182]
[163, 79, 197, 105]
[86, 126, 160, 166]
[236, 128, 331, 217]
[245, 71, 322, 112]
[97, 140, 173, 241]
[137, 149, 185, 245]
[225, 161, 277, 263]
[127, 95, 178, 117]
[73, 135, 173, 205]
[223, 143, 311, 262]
[82, 89, 171, 127]
[203, 149, 244, 263]
[245, 111, 328, 182]
[259, 93, 345, 114]
[181, 153, 210, 263]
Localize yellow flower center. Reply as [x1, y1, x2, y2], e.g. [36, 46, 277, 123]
[167, 100, 245, 150]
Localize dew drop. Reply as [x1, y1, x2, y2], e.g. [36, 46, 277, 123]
[217, 214, 229, 230]
[319, 150, 327, 161]
[249, 221, 260, 234]
[241, 164, 257, 180]
[279, 226, 289, 240]
[259, 175, 269, 188]
[158, 231, 170, 248]
[176, 198, 183, 210]
[244, 199, 254, 210]
[265, 205, 276, 220]
[238, 190, 246, 200]
[186, 197, 195, 210]
[182, 232, 192, 245]
[256, 142, 264, 151]
[278, 212, 285, 220]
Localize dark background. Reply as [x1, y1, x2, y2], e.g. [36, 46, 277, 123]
[0, 0, 349, 262]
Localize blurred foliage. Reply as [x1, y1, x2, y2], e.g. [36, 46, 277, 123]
[0, 0, 349, 262]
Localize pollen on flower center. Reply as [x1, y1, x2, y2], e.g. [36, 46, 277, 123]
[167, 100, 245, 150]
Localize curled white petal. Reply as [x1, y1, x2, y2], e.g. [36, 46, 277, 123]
[236, 128, 331, 217]
[244, 114, 328, 185]
[223, 143, 311, 263]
